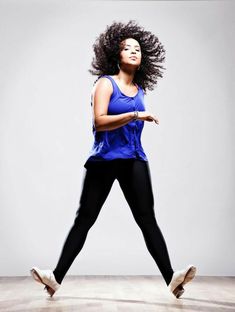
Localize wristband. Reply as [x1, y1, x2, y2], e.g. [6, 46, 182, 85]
[133, 111, 138, 120]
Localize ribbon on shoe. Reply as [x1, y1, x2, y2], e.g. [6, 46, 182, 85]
[168, 264, 196, 298]
[30, 266, 60, 297]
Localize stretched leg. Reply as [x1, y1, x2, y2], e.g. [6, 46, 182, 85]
[53, 161, 116, 284]
[116, 159, 174, 286]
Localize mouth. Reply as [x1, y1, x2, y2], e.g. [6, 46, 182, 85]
[130, 57, 137, 60]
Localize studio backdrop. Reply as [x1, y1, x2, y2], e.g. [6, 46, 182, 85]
[0, 0, 234, 277]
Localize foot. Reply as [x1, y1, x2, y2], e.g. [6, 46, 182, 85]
[168, 264, 196, 298]
[30, 266, 60, 297]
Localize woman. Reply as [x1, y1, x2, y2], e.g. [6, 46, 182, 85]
[30, 20, 196, 299]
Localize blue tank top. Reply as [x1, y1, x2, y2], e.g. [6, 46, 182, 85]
[84, 75, 148, 168]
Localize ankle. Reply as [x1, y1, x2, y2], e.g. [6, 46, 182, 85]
[166, 271, 174, 286]
[53, 270, 62, 285]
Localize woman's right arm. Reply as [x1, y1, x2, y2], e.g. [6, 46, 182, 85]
[92, 78, 159, 132]
[92, 78, 135, 132]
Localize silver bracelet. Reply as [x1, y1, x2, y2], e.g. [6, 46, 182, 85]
[133, 110, 138, 120]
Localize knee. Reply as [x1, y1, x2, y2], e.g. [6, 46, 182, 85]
[136, 213, 157, 229]
[74, 210, 98, 229]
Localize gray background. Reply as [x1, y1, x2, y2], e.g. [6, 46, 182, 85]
[0, 0, 234, 277]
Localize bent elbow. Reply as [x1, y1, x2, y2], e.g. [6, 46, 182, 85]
[94, 116, 105, 132]
[94, 121, 102, 132]
[94, 125, 101, 132]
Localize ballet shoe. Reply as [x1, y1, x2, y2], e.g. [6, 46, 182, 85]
[168, 264, 197, 298]
[30, 266, 60, 297]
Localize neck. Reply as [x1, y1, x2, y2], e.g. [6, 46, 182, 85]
[116, 68, 136, 86]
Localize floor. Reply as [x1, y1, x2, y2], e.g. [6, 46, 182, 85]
[0, 276, 234, 312]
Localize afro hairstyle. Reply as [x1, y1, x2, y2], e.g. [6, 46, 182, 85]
[88, 20, 166, 94]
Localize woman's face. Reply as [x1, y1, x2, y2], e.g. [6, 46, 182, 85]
[119, 38, 141, 71]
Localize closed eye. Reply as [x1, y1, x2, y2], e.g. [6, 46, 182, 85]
[124, 48, 140, 52]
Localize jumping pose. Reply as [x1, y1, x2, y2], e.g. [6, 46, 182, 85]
[30, 20, 196, 299]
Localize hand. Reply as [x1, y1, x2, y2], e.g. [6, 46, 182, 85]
[137, 111, 159, 125]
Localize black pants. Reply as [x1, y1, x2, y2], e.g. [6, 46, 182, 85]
[53, 159, 174, 286]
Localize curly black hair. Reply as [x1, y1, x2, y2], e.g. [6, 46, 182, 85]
[88, 20, 166, 94]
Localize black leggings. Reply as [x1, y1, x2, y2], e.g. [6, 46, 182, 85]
[53, 159, 174, 286]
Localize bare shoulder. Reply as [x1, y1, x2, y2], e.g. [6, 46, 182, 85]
[92, 76, 113, 97]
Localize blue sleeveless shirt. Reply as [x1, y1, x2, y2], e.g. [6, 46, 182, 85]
[84, 75, 148, 168]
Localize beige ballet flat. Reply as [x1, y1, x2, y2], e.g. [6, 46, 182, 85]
[168, 264, 196, 298]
